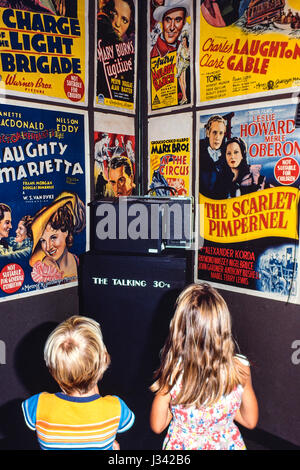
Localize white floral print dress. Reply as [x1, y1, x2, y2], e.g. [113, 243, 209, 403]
[163, 357, 248, 450]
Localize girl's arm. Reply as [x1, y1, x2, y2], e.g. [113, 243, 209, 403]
[150, 389, 172, 434]
[234, 364, 259, 430]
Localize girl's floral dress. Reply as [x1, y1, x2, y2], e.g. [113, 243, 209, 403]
[163, 379, 246, 450]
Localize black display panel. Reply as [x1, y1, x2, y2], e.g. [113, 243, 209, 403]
[78, 251, 190, 450]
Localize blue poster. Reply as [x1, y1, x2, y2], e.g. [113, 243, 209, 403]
[0, 100, 88, 301]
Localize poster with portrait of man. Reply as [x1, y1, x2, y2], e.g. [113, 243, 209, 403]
[195, 98, 300, 304]
[148, 0, 193, 113]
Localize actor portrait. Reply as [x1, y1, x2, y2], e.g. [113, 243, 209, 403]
[219, 136, 268, 198]
[108, 156, 135, 197]
[30, 192, 85, 282]
[199, 115, 227, 199]
[15, 215, 33, 244]
[98, 0, 135, 45]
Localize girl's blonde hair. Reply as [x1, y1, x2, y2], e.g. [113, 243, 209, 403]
[151, 283, 245, 407]
[44, 316, 110, 395]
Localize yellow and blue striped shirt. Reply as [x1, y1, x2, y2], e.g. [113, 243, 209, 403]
[22, 392, 135, 450]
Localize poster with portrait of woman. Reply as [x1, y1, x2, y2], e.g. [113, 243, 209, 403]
[195, 98, 300, 303]
[0, 1, 88, 105]
[196, 0, 300, 105]
[95, 0, 137, 112]
[0, 99, 89, 302]
[148, 0, 193, 113]
[94, 112, 136, 198]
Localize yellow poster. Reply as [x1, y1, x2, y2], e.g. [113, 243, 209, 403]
[198, 0, 300, 103]
[0, 2, 87, 104]
[196, 100, 300, 302]
[149, 137, 191, 196]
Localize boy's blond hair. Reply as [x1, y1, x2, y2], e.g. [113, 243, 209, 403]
[44, 316, 110, 395]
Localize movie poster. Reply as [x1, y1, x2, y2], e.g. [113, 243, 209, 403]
[148, 113, 193, 195]
[94, 112, 135, 198]
[149, 0, 193, 112]
[196, 99, 300, 303]
[197, 0, 300, 104]
[0, 1, 87, 105]
[0, 100, 89, 302]
[95, 0, 137, 112]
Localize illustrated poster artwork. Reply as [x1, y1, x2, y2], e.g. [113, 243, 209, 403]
[148, 112, 193, 196]
[94, 131, 135, 198]
[197, 0, 300, 104]
[95, 0, 137, 112]
[196, 99, 300, 303]
[149, 137, 191, 196]
[0, 100, 89, 302]
[0, 0, 87, 104]
[149, 0, 193, 111]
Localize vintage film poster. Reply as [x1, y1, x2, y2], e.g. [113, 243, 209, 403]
[0, 99, 89, 302]
[95, 0, 137, 113]
[94, 112, 135, 198]
[0, 1, 87, 105]
[148, 0, 193, 113]
[195, 99, 300, 303]
[196, 0, 300, 105]
[148, 113, 193, 196]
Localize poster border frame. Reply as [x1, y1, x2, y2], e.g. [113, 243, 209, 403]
[93, 0, 138, 115]
[195, 1, 300, 107]
[147, 0, 194, 116]
[147, 112, 194, 196]
[0, 97, 90, 303]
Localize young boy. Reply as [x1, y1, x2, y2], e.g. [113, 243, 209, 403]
[22, 315, 135, 450]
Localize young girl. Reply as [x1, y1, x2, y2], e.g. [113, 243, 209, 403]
[150, 283, 258, 450]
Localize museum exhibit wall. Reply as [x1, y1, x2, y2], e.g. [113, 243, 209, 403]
[0, 0, 299, 449]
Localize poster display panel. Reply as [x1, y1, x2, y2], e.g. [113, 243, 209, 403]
[94, 112, 135, 198]
[0, 99, 89, 302]
[196, 99, 300, 303]
[0, 1, 87, 105]
[148, 0, 193, 113]
[148, 113, 193, 196]
[196, 0, 300, 105]
[95, 0, 137, 113]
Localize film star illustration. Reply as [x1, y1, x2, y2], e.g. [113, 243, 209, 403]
[29, 192, 85, 283]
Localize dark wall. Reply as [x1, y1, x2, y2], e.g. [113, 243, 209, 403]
[0, 288, 80, 450]
[222, 288, 300, 446]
